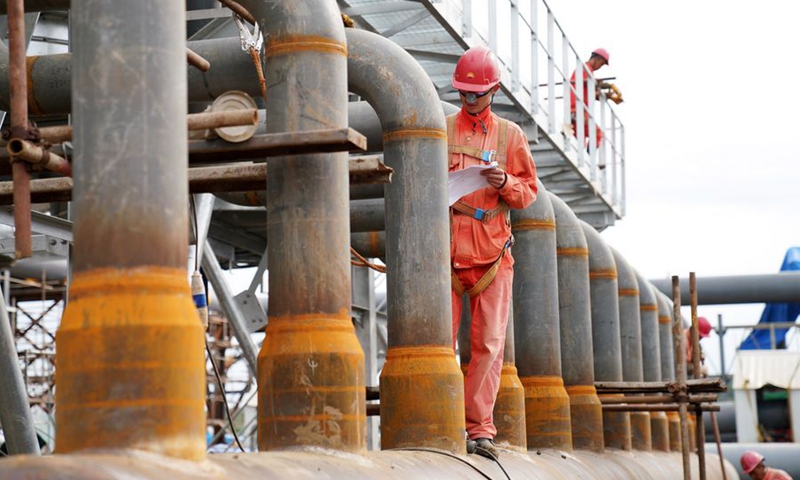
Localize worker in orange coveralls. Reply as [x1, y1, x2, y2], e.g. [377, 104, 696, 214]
[448, 45, 537, 458]
[686, 316, 712, 377]
[570, 48, 609, 148]
[741, 450, 794, 480]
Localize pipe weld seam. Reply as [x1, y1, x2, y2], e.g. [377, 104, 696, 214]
[520, 375, 565, 387]
[68, 267, 190, 296]
[640, 304, 658, 311]
[382, 128, 447, 142]
[589, 269, 617, 279]
[618, 288, 639, 296]
[658, 316, 671, 324]
[565, 385, 598, 395]
[385, 345, 454, 359]
[267, 314, 353, 333]
[511, 219, 556, 230]
[556, 247, 588, 257]
[265, 36, 347, 57]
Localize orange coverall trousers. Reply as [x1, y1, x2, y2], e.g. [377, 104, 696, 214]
[451, 254, 514, 440]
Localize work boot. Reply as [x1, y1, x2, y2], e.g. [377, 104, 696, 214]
[473, 438, 500, 459]
[466, 438, 477, 454]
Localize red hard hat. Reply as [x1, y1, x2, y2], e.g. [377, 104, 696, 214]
[452, 46, 501, 92]
[592, 48, 610, 65]
[740, 450, 764, 474]
[697, 317, 712, 338]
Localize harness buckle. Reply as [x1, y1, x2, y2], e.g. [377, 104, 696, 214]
[473, 208, 486, 221]
[480, 150, 497, 163]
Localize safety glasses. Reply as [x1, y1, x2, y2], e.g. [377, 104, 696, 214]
[458, 89, 491, 99]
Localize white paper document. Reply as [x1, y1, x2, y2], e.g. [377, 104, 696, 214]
[448, 162, 498, 206]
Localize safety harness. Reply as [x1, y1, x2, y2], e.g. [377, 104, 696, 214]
[447, 113, 514, 297]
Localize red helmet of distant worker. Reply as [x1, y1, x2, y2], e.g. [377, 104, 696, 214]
[592, 47, 610, 65]
[697, 316, 712, 338]
[452, 46, 501, 92]
[740, 450, 764, 474]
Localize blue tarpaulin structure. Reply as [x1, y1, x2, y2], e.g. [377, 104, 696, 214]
[740, 247, 800, 350]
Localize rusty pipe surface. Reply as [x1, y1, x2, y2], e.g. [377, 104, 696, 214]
[494, 303, 527, 451]
[56, 0, 206, 459]
[579, 221, 630, 450]
[0, 448, 739, 480]
[235, 0, 364, 453]
[345, 28, 463, 452]
[185, 47, 211, 72]
[510, 181, 572, 451]
[7, 138, 72, 176]
[8, 0, 32, 259]
[550, 193, 603, 452]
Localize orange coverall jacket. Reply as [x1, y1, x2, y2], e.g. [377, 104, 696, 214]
[449, 107, 538, 269]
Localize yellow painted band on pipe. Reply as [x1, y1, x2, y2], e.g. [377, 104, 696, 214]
[56, 267, 206, 460]
[589, 269, 617, 279]
[382, 128, 447, 142]
[265, 35, 347, 57]
[556, 247, 589, 257]
[659, 315, 671, 324]
[618, 288, 639, 297]
[641, 304, 658, 311]
[494, 364, 527, 452]
[380, 345, 466, 453]
[520, 375, 573, 450]
[511, 219, 556, 230]
[258, 314, 365, 452]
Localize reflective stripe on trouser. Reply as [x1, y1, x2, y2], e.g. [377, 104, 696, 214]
[451, 254, 513, 439]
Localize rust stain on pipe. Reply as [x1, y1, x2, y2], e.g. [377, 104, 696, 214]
[368, 231, 380, 258]
[630, 411, 653, 451]
[511, 219, 556, 230]
[265, 35, 347, 57]
[651, 411, 671, 452]
[25, 56, 44, 117]
[566, 385, 604, 452]
[601, 394, 632, 450]
[382, 128, 447, 142]
[520, 375, 572, 450]
[55, 267, 206, 459]
[380, 346, 465, 453]
[667, 410, 682, 451]
[258, 313, 365, 453]
[493, 364, 526, 452]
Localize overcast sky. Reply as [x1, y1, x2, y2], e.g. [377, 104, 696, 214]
[548, 0, 800, 373]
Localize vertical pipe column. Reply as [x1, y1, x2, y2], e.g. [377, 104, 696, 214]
[493, 303, 526, 451]
[612, 249, 651, 451]
[658, 292, 682, 451]
[636, 272, 669, 452]
[580, 222, 630, 450]
[344, 29, 462, 452]
[550, 194, 603, 452]
[57, 0, 205, 458]
[511, 182, 572, 451]
[237, 1, 364, 452]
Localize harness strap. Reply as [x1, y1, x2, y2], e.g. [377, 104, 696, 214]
[451, 200, 509, 224]
[451, 236, 513, 298]
[445, 114, 510, 169]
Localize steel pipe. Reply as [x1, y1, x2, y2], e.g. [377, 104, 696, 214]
[511, 181, 572, 450]
[7, 139, 72, 177]
[345, 27, 462, 453]
[8, 0, 32, 258]
[0, 293, 40, 455]
[658, 292, 682, 451]
[186, 47, 211, 72]
[550, 193, 603, 452]
[612, 248, 652, 451]
[235, 0, 364, 453]
[55, 0, 206, 459]
[651, 272, 800, 305]
[579, 221, 631, 450]
[493, 303, 527, 451]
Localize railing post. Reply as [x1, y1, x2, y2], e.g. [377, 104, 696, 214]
[547, 9, 555, 134]
[530, 0, 538, 115]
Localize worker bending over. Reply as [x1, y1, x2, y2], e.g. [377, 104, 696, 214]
[448, 46, 538, 458]
[741, 450, 794, 480]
